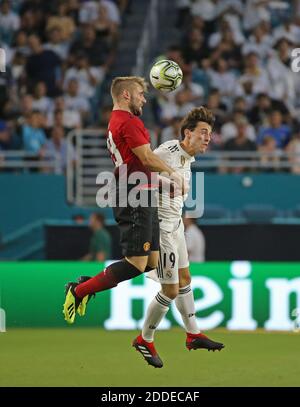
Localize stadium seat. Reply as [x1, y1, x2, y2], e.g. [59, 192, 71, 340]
[292, 205, 300, 218]
[241, 204, 278, 224]
[201, 204, 229, 220]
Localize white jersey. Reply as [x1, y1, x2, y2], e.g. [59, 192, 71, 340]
[154, 140, 195, 232]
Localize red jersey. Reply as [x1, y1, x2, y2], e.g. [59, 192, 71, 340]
[107, 110, 152, 180]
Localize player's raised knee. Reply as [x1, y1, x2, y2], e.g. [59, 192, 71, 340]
[126, 256, 149, 273]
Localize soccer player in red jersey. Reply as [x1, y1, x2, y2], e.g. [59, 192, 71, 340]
[63, 76, 184, 326]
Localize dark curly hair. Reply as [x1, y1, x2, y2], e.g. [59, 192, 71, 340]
[180, 106, 215, 139]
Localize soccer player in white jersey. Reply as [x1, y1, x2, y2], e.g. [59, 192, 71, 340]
[132, 107, 225, 368]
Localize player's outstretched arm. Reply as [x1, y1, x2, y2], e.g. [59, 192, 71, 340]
[132, 144, 187, 192]
[131, 144, 174, 175]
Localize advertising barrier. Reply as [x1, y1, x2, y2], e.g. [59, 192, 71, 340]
[0, 261, 299, 330]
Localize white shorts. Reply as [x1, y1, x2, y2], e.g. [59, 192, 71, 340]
[151, 219, 189, 285]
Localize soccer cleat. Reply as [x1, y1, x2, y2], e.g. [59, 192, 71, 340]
[186, 333, 225, 352]
[132, 335, 163, 368]
[76, 276, 95, 317]
[63, 282, 83, 324]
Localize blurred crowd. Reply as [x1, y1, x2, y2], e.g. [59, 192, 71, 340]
[153, 0, 300, 173]
[0, 0, 129, 173]
[1, 0, 300, 174]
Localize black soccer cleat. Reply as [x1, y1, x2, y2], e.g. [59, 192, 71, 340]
[132, 335, 163, 368]
[77, 276, 96, 302]
[76, 276, 95, 316]
[77, 275, 92, 284]
[63, 282, 83, 323]
[186, 333, 225, 352]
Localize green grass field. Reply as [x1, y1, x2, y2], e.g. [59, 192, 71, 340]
[0, 328, 299, 387]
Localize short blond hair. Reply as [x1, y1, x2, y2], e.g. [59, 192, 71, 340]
[110, 76, 148, 101]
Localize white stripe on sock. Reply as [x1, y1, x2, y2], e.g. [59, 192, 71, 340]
[142, 292, 172, 342]
[175, 285, 200, 335]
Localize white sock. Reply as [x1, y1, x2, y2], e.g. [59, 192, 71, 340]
[142, 291, 172, 342]
[175, 285, 200, 334]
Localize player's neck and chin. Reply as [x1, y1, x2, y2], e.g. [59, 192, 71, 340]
[180, 142, 196, 157]
[112, 104, 142, 117]
[180, 142, 208, 157]
[129, 103, 143, 116]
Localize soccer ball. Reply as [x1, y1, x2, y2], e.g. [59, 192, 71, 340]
[149, 59, 183, 93]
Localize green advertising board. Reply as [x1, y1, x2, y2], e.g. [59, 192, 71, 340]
[0, 261, 300, 330]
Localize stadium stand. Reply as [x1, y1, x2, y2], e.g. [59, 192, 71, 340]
[1, 0, 300, 260]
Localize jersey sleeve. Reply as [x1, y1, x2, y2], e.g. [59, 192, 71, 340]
[153, 144, 171, 166]
[122, 118, 150, 149]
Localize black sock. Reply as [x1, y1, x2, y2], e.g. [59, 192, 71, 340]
[109, 259, 142, 284]
[144, 265, 155, 273]
[75, 259, 143, 297]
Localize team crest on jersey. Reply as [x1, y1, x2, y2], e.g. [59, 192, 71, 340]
[143, 242, 151, 251]
[166, 270, 172, 279]
[181, 156, 186, 166]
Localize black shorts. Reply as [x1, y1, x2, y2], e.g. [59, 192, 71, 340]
[113, 188, 160, 256]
